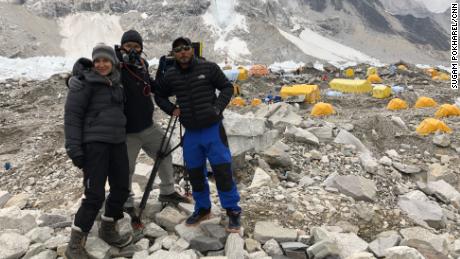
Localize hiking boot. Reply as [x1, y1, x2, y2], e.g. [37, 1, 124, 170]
[185, 208, 211, 226]
[98, 215, 133, 248]
[124, 207, 144, 230]
[159, 191, 191, 204]
[64, 227, 89, 259]
[226, 210, 241, 233]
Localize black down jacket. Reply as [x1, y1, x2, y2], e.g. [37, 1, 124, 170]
[154, 58, 233, 129]
[64, 58, 126, 160]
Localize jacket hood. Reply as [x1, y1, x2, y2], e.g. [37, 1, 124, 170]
[72, 57, 121, 87]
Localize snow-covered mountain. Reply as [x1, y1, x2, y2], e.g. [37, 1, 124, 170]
[0, 0, 451, 65]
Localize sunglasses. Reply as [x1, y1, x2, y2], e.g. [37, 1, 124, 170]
[173, 45, 192, 53]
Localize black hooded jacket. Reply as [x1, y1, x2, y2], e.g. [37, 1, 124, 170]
[64, 58, 126, 160]
[154, 58, 233, 129]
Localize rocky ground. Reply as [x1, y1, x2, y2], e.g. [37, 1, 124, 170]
[0, 64, 459, 258]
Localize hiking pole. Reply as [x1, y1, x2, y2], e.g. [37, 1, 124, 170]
[137, 115, 179, 222]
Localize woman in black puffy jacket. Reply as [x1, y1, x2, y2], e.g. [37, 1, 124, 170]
[64, 43, 132, 259]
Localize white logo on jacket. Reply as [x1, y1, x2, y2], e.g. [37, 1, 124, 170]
[198, 74, 206, 79]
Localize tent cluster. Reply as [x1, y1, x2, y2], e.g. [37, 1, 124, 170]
[386, 96, 459, 135]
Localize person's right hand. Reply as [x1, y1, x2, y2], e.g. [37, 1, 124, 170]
[172, 108, 181, 117]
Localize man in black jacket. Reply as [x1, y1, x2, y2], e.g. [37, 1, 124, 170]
[155, 37, 241, 233]
[117, 30, 190, 224]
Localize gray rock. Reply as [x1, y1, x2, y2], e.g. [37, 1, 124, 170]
[392, 162, 422, 174]
[175, 222, 206, 242]
[4, 193, 29, 209]
[26, 227, 53, 244]
[359, 153, 378, 174]
[23, 243, 46, 259]
[135, 238, 150, 250]
[114, 244, 142, 258]
[368, 231, 401, 258]
[256, 102, 302, 127]
[28, 250, 57, 259]
[44, 235, 68, 250]
[262, 141, 292, 168]
[144, 222, 168, 238]
[433, 134, 451, 147]
[399, 227, 448, 254]
[280, 242, 308, 251]
[190, 236, 224, 252]
[85, 237, 111, 259]
[0, 207, 38, 234]
[379, 156, 392, 166]
[254, 221, 298, 243]
[284, 126, 319, 145]
[37, 213, 69, 228]
[225, 233, 244, 259]
[298, 176, 315, 187]
[426, 180, 460, 204]
[398, 197, 446, 229]
[0, 191, 12, 208]
[307, 240, 340, 259]
[201, 223, 228, 244]
[133, 250, 149, 259]
[250, 168, 273, 188]
[332, 232, 369, 258]
[0, 231, 31, 259]
[326, 175, 377, 202]
[308, 126, 334, 142]
[263, 239, 283, 256]
[334, 130, 370, 154]
[169, 238, 190, 252]
[391, 116, 409, 131]
[155, 206, 187, 231]
[427, 163, 457, 186]
[384, 246, 425, 259]
[148, 249, 197, 259]
[400, 239, 449, 259]
[345, 252, 376, 259]
[161, 235, 179, 250]
[245, 238, 262, 252]
[178, 202, 195, 216]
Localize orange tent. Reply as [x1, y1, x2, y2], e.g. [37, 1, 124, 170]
[250, 65, 269, 77]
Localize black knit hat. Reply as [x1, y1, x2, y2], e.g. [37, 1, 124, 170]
[92, 43, 117, 65]
[172, 37, 192, 49]
[121, 30, 143, 49]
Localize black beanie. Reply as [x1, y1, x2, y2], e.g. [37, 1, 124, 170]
[92, 43, 117, 65]
[121, 30, 143, 49]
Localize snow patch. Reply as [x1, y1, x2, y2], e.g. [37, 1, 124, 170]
[202, 0, 251, 61]
[269, 61, 305, 73]
[278, 28, 379, 64]
[58, 12, 124, 58]
[162, 0, 168, 6]
[141, 13, 149, 19]
[0, 56, 74, 80]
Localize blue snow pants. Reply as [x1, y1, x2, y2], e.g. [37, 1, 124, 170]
[183, 121, 241, 212]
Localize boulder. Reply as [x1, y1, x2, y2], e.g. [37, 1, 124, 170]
[254, 221, 298, 244]
[326, 175, 377, 202]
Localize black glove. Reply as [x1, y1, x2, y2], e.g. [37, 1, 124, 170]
[72, 156, 84, 169]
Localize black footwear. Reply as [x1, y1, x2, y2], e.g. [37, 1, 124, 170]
[64, 227, 90, 259]
[226, 210, 241, 233]
[124, 207, 144, 229]
[98, 216, 133, 248]
[159, 191, 191, 204]
[185, 208, 211, 226]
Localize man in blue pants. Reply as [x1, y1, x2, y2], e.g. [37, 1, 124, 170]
[155, 37, 241, 232]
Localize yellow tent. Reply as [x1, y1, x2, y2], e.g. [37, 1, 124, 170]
[344, 68, 355, 78]
[425, 68, 438, 77]
[416, 118, 452, 135]
[433, 73, 450, 81]
[311, 102, 335, 117]
[414, 97, 437, 108]
[398, 64, 408, 71]
[435, 104, 460, 118]
[237, 67, 249, 81]
[251, 98, 262, 106]
[387, 98, 408, 110]
[231, 97, 246, 106]
[329, 79, 372, 93]
[280, 84, 320, 104]
[367, 74, 383, 84]
[367, 67, 378, 77]
[372, 85, 392, 99]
